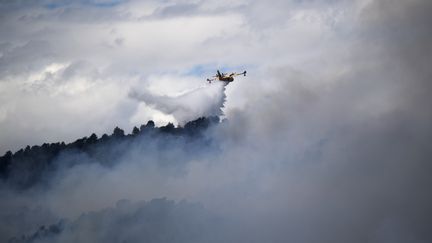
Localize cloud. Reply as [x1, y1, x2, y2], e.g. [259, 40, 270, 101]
[1, 0, 432, 242]
[129, 81, 226, 125]
[0, 0, 246, 153]
[9, 199, 222, 243]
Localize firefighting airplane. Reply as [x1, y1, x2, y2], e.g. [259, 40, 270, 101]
[206, 70, 247, 84]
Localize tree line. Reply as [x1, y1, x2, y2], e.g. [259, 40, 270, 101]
[0, 116, 220, 190]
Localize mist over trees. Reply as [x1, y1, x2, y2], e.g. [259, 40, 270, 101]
[0, 117, 220, 190]
[1, 0, 432, 243]
[1, 116, 232, 243]
[9, 198, 223, 243]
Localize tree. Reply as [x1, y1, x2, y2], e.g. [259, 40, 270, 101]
[0, 151, 12, 177]
[160, 123, 175, 133]
[88, 133, 98, 144]
[140, 120, 155, 133]
[132, 126, 140, 135]
[145, 120, 155, 129]
[112, 127, 125, 138]
[101, 134, 109, 141]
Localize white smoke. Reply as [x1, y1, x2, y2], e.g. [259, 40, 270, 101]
[129, 81, 226, 125]
[2, 1, 432, 243]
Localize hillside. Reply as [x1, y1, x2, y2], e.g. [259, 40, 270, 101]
[0, 117, 220, 190]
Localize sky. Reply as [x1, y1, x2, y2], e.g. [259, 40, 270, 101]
[1, 0, 363, 154]
[1, 0, 432, 242]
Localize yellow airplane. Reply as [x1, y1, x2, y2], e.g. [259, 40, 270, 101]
[206, 70, 246, 84]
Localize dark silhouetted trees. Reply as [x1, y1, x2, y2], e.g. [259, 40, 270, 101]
[132, 126, 139, 135]
[112, 127, 125, 138]
[0, 117, 220, 190]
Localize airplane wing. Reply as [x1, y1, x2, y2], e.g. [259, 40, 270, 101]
[206, 77, 217, 83]
[231, 71, 247, 77]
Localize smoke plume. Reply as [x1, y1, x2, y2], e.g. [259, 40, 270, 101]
[1, 1, 432, 243]
[129, 82, 226, 125]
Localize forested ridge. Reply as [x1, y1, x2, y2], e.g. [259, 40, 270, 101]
[0, 117, 220, 190]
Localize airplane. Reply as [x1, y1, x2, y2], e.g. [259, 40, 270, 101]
[206, 70, 246, 84]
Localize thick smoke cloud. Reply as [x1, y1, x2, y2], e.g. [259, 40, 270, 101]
[129, 82, 226, 125]
[1, 0, 432, 243]
[10, 199, 223, 243]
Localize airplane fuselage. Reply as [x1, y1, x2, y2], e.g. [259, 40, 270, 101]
[219, 77, 234, 82]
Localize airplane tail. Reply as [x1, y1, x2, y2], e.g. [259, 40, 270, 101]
[217, 70, 222, 78]
[243, 71, 247, 76]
